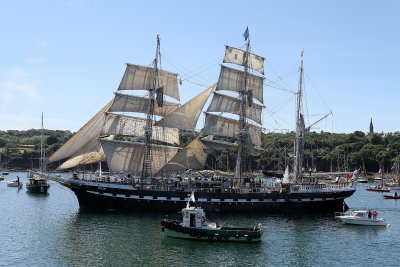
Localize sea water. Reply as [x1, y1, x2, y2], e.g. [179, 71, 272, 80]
[1, 172, 399, 267]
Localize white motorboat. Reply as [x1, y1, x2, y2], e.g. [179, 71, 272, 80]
[335, 210, 388, 226]
[356, 177, 368, 183]
[7, 180, 23, 188]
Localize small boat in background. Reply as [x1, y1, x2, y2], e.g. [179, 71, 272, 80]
[2, 172, 9, 175]
[366, 185, 390, 192]
[161, 192, 263, 242]
[356, 177, 368, 183]
[335, 210, 388, 226]
[0, 174, 4, 181]
[26, 175, 50, 194]
[383, 193, 400, 199]
[7, 180, 23, 188]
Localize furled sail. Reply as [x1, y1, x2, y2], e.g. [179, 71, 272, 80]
[118, 64, 180, 101]
[108, 92, 179, 117]
[102, 113, 179, 145]
[48, 100, 113, 163]
[159, 136, 208, 172]
[216, 65, 264, 103]
[100, 139, 179, 174]
[223, 45, 265, 75]
[155, 84, 215, 131]
[206, 92, 263, 124]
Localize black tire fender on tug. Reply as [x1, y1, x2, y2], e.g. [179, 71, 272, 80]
[208, 235, 214, 240]
[223, 235, 229, 240]
[161, 227, 165, 232]
[176, 226, 182, 232]
[189, 229, 196, 237]
[247, 236, 253, 241]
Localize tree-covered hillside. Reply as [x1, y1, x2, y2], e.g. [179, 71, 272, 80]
[1, 129, 399, 174]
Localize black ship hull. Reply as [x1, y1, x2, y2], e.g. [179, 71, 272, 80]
[63, 179, 355, 213]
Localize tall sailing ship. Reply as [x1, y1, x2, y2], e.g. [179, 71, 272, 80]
[49, 33, 355, 213]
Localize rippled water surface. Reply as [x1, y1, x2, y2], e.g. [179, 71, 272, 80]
[1, 172, 400, 266]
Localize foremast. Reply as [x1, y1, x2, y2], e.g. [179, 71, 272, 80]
[234, 32, 251, 181]
[142, 35, 161, 181]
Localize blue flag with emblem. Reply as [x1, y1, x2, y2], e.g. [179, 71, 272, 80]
[243, 27, 249, 41]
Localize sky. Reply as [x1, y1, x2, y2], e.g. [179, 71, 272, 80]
[0, 0, 399, 134]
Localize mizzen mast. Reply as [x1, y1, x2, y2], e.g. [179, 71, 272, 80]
[294, 50, 305, 181]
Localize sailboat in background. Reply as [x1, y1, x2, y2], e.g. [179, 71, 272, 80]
[48, 31, 355, 213]
[26, 112, 50, 194]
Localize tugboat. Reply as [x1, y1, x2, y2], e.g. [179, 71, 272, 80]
[161, 192, 263, 242]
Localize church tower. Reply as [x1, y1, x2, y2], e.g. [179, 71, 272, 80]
[369, 118, 374, 134]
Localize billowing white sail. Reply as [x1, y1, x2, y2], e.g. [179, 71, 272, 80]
[118, 64, 180, 101]
[217, 65, 264, 103]
[159, 137, 208, 172]
[223, 45, 265, 74]
[200, 138, 238, 151]
[108, 92, 179, 116]
[102, 113, 179, 145]
[203, 113, 262, 146]
[206, 92, 263, 124]
[100, 139, 179, 174]
[56, 151, 105, 170]
[48, 100, 113, 163]
[155, 84, 215, 131]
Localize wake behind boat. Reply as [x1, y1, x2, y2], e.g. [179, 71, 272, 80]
[48, 31, 355, 213]
[161, 192, 263, 242]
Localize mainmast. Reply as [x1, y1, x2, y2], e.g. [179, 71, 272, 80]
[234, 28, 250, 181]
[142, 35, 161, 181]
[294, 51, 304, 180]
[40, 112, 46, 173]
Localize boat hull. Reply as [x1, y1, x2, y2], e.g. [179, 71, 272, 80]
[337, 217, 387, 226]
[161, 220, 262, 242]
[26, 184, 50, 194]
[64, 179, 355, 213]
[383, 195, 400, 199]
